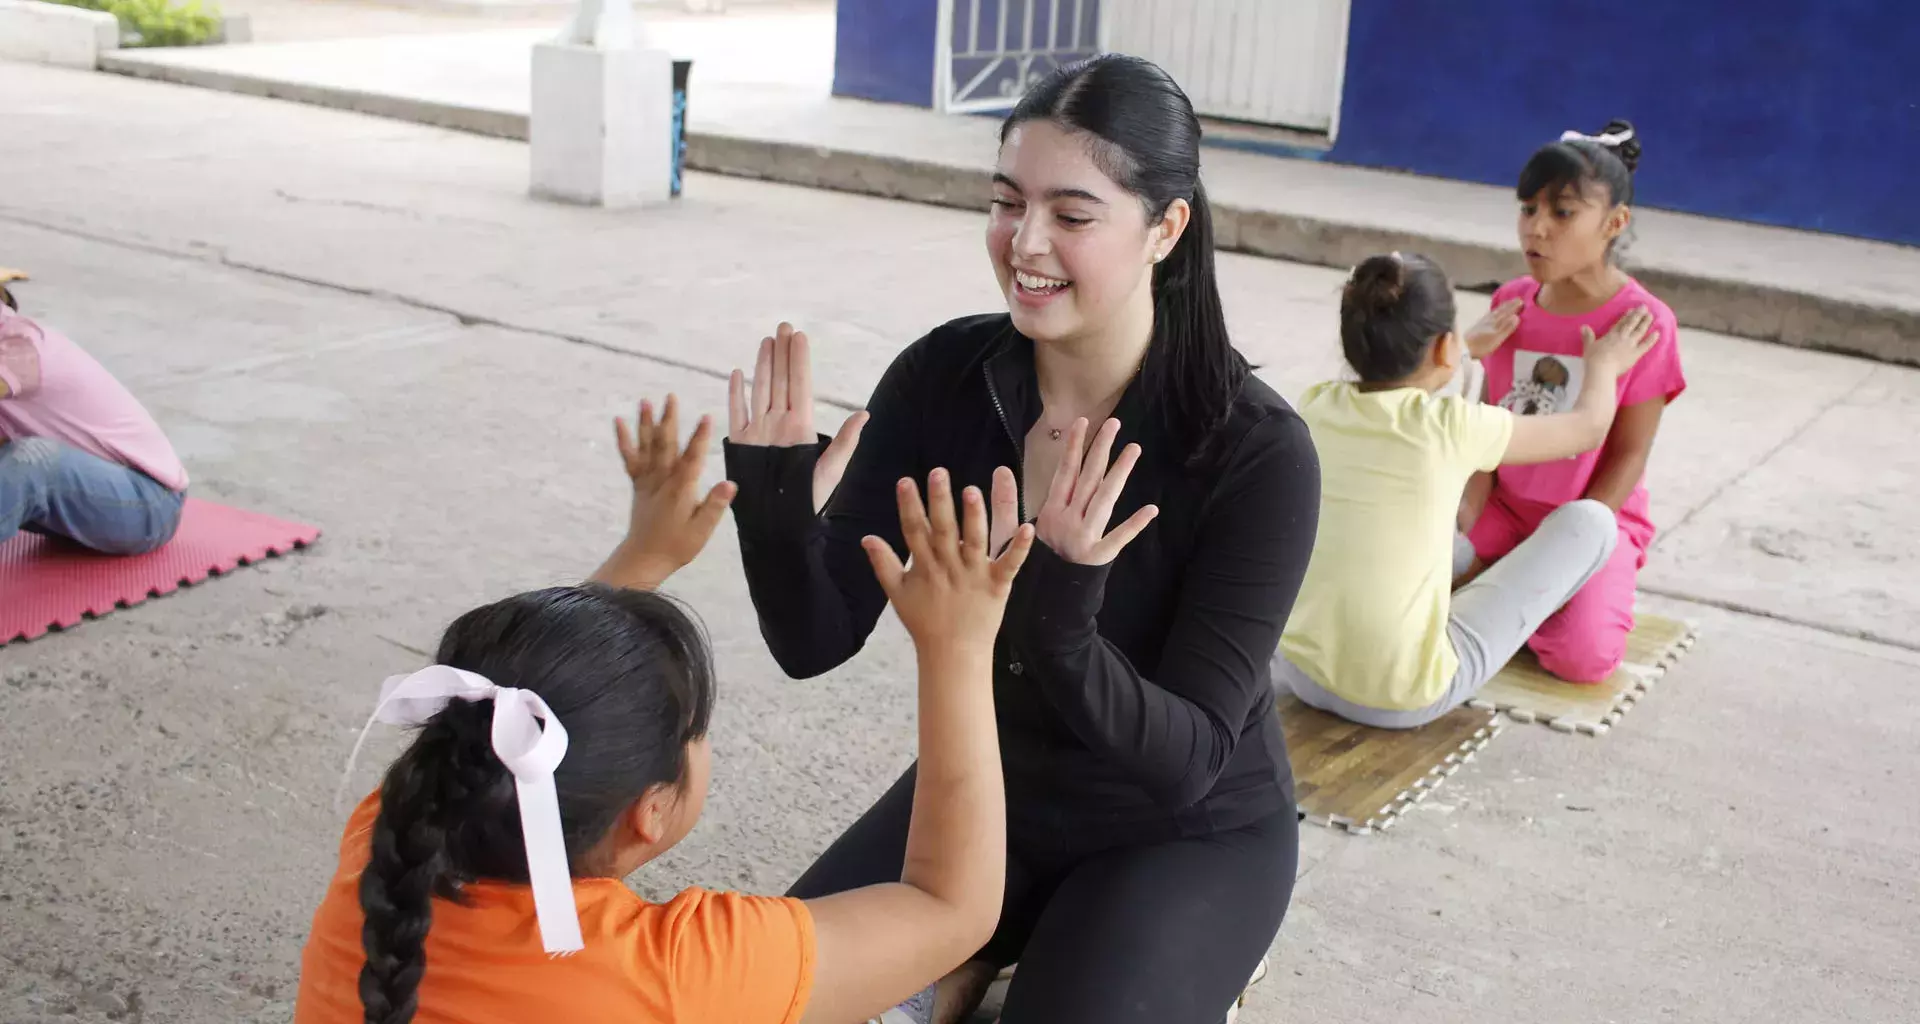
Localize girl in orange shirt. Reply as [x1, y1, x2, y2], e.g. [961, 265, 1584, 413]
[295, 394, 1104, 1024]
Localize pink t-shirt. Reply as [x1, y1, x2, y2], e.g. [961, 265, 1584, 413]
[1482, 276, 1685, 530]
[0, 306, 188, 492]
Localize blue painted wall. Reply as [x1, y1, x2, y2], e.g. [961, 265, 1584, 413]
[1327, 0, 1920, 247]
[833, 0, 1920, 245]
[832, 0, 938, 108]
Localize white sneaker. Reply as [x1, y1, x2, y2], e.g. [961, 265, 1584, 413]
[1222, 955, 1269, 1024]
[872, 983, 937, 1024]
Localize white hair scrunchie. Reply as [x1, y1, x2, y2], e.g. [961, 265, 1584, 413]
[338, 665, 584, 956]
[1561, 127, 1635, 148]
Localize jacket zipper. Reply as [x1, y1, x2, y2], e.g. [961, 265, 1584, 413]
[983, 363, 1028, 523]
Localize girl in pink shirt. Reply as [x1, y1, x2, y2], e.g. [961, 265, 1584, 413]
[1462, 119, 1688, 682]
[0, 292, 189, 555]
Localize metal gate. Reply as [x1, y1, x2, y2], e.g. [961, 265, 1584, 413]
[937, 0, 1350, 134]
[936, 0, 1106, 114]
[1103, 0, 1350, 132]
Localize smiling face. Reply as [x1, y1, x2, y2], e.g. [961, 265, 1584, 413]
[986, 120, 1186, 346]
[1518, 181, 1630, 284]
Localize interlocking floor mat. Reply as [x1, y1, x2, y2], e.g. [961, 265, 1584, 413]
[1281, 695, 1503, 836]
[1, 498, 319, 645]
[1466, 612, 1699, 737]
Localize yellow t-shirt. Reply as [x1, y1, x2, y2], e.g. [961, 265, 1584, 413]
[1281, 383, 1514, 711]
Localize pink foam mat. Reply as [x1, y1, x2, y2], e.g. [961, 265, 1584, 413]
[1, 498, 320, 645]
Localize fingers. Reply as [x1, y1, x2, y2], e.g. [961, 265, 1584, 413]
[862, 535, 906, 593]
[1633, 322, 1662, 355]
[822, 410, 868, 468]
[990, 466, 1019, 555]
[674, 414, 715, 488]
[751, 335, 775, 420]
[894, 477, 935, 570]
[960, 485, 989, 566]
[634, 398, 661, 475]
[1046, 418, 1090, 510]
[1092, 504, 1160, 564]
[614, 414, 639, 475]
[1625, 307, 1655, 346]
[1085, 442, 1143, 533]
[1073, 419, 1121, 513]
[771, 323, 793, 414]
[925, 469, 961, 566]
[1610, 306, 1651, 343]
[727, 369, 750, 438]
[1580, 325, 1599, 350]
[812, 410, 869, 514]
[653, 394, 680, 471]
[991, 523, 1037, 584]
[687, 480, 737, 543]
[790, 328, 813, 412]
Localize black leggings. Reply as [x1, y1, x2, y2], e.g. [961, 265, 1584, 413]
[788, 766, 1299, 1024]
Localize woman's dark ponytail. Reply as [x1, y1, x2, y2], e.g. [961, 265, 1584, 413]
[1147, 178, 1246, 465]
[1007, 54, 1248, 469]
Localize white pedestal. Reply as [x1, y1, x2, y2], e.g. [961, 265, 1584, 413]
[529, 42, 674, 208]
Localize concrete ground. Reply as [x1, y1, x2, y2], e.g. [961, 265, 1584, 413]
[1, 62, 1917, 1024]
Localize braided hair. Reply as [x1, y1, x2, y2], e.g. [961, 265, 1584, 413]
[356, 584, 715, 1024]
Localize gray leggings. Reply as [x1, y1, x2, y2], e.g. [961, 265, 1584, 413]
[1277, 499, 1619, 729]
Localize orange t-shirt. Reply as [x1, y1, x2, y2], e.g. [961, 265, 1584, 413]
[295, 795, 815, 1024]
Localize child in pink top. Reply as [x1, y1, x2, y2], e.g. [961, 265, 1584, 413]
[0, 293, 188, 554]
[1463, 120, 1687, 682]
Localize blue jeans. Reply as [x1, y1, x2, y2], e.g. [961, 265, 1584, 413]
[0, 436, 185, 554]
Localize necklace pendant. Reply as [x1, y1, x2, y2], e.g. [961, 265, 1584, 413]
[1048, 428, 1062, 441]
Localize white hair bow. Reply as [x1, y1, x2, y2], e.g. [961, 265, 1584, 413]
[1561, 127, 1634, 148]
[339, 665, 584, 956]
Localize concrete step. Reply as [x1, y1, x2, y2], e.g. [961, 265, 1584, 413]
[95, 30, 1920, 366]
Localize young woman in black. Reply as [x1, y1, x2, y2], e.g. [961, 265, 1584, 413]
[722, 55, 1320, 1024]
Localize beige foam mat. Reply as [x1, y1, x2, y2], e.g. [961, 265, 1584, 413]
[1280, 695, 1502, 836]
[1467, 612, 1699, 737]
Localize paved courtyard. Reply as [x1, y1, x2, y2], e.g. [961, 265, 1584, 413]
[1, 62, 1916, 1023]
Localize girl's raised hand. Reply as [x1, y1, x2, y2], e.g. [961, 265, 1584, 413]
[595, 394, 736, 589]
[727, 322, 869, 513]
[1034, 418, 1158, 566]
[1581, 304, 1659, 378]
[862, 469, 1034, 653]
[1464, 298, 1524, 359]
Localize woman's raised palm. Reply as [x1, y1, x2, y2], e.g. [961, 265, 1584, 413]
[729, 322, 869, 513]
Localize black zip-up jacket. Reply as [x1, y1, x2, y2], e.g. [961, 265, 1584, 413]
[724, 314, 1320, 845]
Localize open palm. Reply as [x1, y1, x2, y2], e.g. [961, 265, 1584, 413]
[728, 322, 869, 513]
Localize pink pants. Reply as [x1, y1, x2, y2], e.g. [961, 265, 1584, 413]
[1467, 488, 1652, 683]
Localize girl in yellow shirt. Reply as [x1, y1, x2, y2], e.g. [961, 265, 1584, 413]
[1274, 254, 1657, 727]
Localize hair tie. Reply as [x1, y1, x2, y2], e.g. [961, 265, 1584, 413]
[1561, 127, 1634, 148]
[337, 665, 583, 956]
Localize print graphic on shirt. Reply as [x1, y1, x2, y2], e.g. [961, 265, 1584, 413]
[1500, 350, 1586, 416]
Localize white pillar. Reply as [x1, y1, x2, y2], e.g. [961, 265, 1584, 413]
[530, 0, 675, 208]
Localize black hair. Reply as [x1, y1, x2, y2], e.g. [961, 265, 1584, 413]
[356, 584, 715, 1024]
[1003, 53, 1248, 469]
[1517, 119, 1641, 256]
[1339, 253, 1457, 384]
